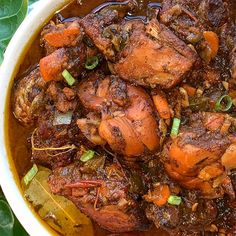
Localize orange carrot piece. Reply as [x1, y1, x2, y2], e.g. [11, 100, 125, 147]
[203, 31, 219, 59]
[221, 144, 236, 170]
[198, 163, 223, 181]
[144, 184, 170, 206]
[39, 48, 68, 82]
[182, 84, 196, 96]
[152, 94, 171, 119]
[44, 21, 80, 47]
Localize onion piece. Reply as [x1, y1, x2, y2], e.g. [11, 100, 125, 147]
[53, 111, 73, 126]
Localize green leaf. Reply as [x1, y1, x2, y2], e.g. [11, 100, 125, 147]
[0, 38, 10, 48]
[0, 0, 28, 41]
[29, 0, 38, 5]
[0, 0, 23, 19]
[0, 38, 9, 64]
[0, 0, 28, 63]
[0, 200, 14, 236]
[13, 216, 29, 236]
[24, 167, 94, 236]
[0, 51, 3, 64]
[0, 194, 29, 236]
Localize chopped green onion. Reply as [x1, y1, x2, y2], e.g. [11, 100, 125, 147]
[23, 164, 38, 185]
[62, 69, 76, 86]
[215, 95, 233, 112]
[80, 150, 95, 162]
[85, 56, 99, 70]
[170, 118, 181, 137]
[167, 195, 182, 205]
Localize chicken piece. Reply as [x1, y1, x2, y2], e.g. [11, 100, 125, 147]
[162, 112, 236, 198]
[47, 82, 77, 113]
[12, 68, 47, 126]
[31, 116, 78, 169]
[48, 159, 150, 233]
[80, 9, 118, 61]
[39, 45, 86, 82]
[41, 19, 82, 54]
[160, 0, 228, 41]
[198, 0, 229, 27]
[77, 113, 106, 146]
[230, 48, 236, 80]
[143, 162, 230, 235]
[77, 75, 160, 157]
[160, 0, 203, 43]
[113, 19, 198, 89]
[146, 192, 218, 235]
[80, 0, 137, 60]
[80, 1, 197, 88]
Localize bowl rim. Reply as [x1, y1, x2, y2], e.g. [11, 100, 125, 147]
[0, 0, 72, 235]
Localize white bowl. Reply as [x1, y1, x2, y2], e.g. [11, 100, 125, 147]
[0, 1, 72, 235]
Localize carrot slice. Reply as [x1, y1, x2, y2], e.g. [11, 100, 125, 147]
[152, 94, 171, 119]
[221, 144, 236, 170]
[182, 84, 196, 96]
[203, 31, 219, 59]
[39, 48, 68, 82]
[44, 21, 81, 47]
[144, 184, 170, 206]
[198, 163, 223, 181]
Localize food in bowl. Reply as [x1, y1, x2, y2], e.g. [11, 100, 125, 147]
[8, 0, 236, 235]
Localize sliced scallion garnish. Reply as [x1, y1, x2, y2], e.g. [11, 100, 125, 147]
[215, 95, 233, 112]
[80, 150, 95, 162]
[170, 118, 181, 137]
[167, 195, 182, 205]
[85, 56, 99, 70]
[23, 164, 38, 185]
[62, 69, 76, 86]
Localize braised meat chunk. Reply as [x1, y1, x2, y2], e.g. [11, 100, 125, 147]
[39, 45, 86, 82]
[162, 112, 236, 198]
[13, 68, 47, 126]
[77, 75, 160, 156]
[47, 82, 77, 113]
[31, 119, 77, 169]
[146, 196, 218, 235]
[80, 0, 137, 60]
[114, 19, 198, 89]
[48, 158, 150, 233]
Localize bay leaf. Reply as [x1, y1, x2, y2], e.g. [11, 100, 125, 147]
[24, 167, 94, 236]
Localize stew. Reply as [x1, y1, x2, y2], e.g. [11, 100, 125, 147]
[8, 0, 236, 235]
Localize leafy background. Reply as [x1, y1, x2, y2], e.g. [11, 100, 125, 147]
[0, 0, 38, 63]
[0, 0, 39, 235]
